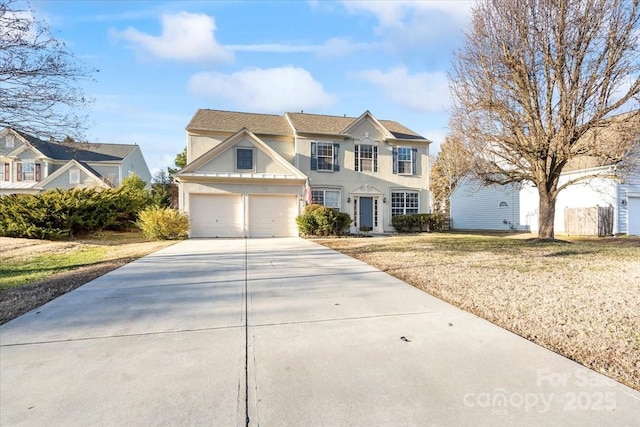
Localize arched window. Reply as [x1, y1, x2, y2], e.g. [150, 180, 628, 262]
[499, 201, 508, 207]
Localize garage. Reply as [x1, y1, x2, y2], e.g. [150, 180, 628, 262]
[248, 194, 298, 237]
[189, 193, 244, 238]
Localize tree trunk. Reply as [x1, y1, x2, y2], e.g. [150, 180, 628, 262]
[538, 188, 556, 239]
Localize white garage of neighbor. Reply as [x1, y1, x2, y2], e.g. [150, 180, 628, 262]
[628, 193, 640, 236]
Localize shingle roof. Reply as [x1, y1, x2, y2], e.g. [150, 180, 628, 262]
[286, 113, 355, 135]
[379, 120, 426, 140]
[13, 129, 137, 162]
[187, 109, 293, 136]
[186, 109, 427, 141]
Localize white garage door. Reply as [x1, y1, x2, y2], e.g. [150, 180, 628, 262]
[248, 195, 298, 237]
[189, 194, 244, 238]
[628, 194, 640, 236]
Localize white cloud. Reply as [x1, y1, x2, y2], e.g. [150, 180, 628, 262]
[224, 38, 374, 57]
[357, 66, 451, 113]
[317, 37, 376, 57]
[225, 43, 318, 53]
[341, 1, 474, 53]
[187, 66, 336, 113]
[115, 12, 233, 63]
[342, 1, 473, 27]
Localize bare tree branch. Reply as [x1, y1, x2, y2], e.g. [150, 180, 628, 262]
[0, 0, 96, 141]
[449, 0, 640, 238]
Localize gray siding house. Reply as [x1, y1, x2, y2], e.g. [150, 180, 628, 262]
[0, 128, 152, 195]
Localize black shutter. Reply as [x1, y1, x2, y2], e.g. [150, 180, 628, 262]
[35, 163, 41, 181]
[373, 146, 378, 172]
[16, 163, 22, 181]
[412, 148, 418, 175]
[333, 143, 340, 172]
[2, 163, 8, 181]
[392, 147, 398, 174]
[354, 145, 359, 171]
[310, 142, 317, 171]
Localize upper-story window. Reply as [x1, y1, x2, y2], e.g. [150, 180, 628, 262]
[69, 168, 80, 184]
[311, 142, 340, 172]
[392, 147, 418, 175]
[236, 148, 254, 171]
[6, 135, 14, 148]
[16, 162, 40, 181]
[21, 162, 35, 181]
[354, 145, 378, 172]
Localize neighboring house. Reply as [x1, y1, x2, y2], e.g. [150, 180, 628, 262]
[450, 115, 640, 235]
[174, 109, 431, 238]
[450, 179, 526, 231]
[452, 168, 640, 235]
[0, 127, 152, 195]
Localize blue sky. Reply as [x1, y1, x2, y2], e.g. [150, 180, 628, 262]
[32, 0, 475, 176]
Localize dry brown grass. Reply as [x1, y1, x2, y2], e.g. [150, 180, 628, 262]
[318, 233, 640, 391]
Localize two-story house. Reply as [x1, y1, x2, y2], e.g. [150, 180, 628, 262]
[175, 109, 431, 237]
[0, 127, 152, 195]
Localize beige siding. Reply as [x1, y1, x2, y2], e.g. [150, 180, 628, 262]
[179, 181, 302, 212]
[197, 138, 292, 175]
[189, 134, 225, 161]
[297, 135, 430, 232]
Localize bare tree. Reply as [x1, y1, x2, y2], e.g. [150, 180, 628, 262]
[449, 0, 640, 239]
[0, 0, 96, 141]
[430, 136, 470, 215]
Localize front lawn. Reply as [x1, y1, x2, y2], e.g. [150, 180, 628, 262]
[318, 233, 640, 391]
[0, 231, 176, 324]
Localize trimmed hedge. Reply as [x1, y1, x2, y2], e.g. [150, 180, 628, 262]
[296, 204, 352, 236]
[0, 175, 151, 239]
[391, 213, 447, 233]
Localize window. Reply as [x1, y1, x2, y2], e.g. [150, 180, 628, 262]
[6, 135, 14, 148]
[236, 148, 254, 170]
[69, 168, 80, 184]
[391, 191, 419, 216]
[311, 142, 340, 172]
[311, 189, 341, 209]
[392, 147, 418, 175]
[21, 162, 35, 181]
[354, 145, 378, 172]
[499, 201, 508, 207]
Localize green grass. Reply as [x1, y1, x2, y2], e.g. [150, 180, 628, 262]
[0, 247, 107, 290]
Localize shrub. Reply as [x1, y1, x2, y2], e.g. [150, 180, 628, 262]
[136, 206, 189, 240]
[391, 213, 447, 233]
[296, 204, 352, 236]
[391, 214, 420, 233]
[0, 178, 152, 239]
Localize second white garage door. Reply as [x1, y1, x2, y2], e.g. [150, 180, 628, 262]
[189, 193, 244, 238]
[248, 195, 298, 237]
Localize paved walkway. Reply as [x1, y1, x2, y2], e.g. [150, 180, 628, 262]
[1, 238, 639, 426]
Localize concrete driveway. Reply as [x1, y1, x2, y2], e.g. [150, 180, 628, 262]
[1, 238, 639, 426]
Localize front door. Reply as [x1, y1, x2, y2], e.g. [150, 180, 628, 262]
[359, 197, 373, 230]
